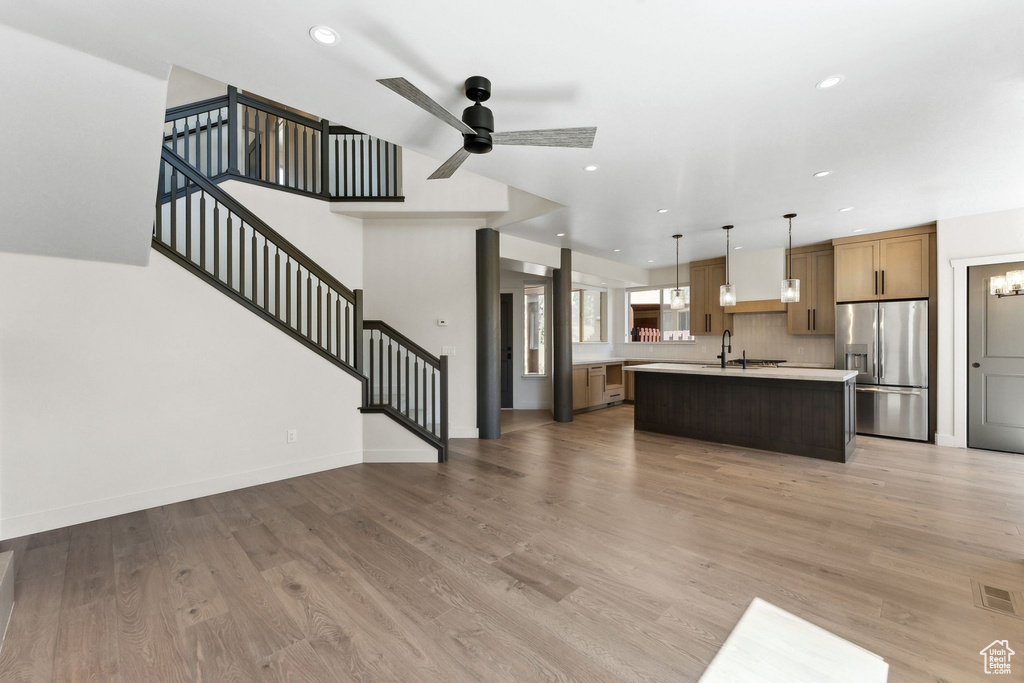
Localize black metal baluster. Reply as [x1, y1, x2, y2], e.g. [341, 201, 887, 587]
[376, 138, 381, 197]
[263, 240, 269, 310]
[311, 129, 318, 194]
[184, 118, 191, 167]
[342, 138, 348, 196]
[169, 169, 177, 250]
[243, 107, 250, 177]
[185, 177, 192, 260]
[431, 370, 437, 434]
[295, 265, 302, 332]
[414, 358, 420, 422]
[369, 331, 376, 404]
[387, 338, 393, 407]
[226, 214, 233, 288]
[199, 191, 206, 270]
[251, 231, 257, 303]
[275, 249, 280, 318]
[238, 223, 245, 297]
[274, 116, 280, 185]
[213, 204, 220, 280]
[285, 257, 291, 327]
[405, 351, 410, 417]
[384, 142, 391, 196]
[317, 281, 323, 346]
[359, 136, 365, 197]
[155, 165, 164, 243]
[264, 110, 271, 183]
[294, 125, 300, 190]
[336, 299, 342, 359]
[422, 364, 428, 428]
[217, 109, 224, 174]
[306, 272, 312, 338]
[284, 120, 290, 187]
[327, 292, 332, 353]
[170, 121, 178, 156]
[378, 334, 384, 404]
[334, 137, 340, 196]
[206, 113, 212, 177]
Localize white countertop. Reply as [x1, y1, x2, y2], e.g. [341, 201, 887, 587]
[625, 362, 857, 382]
[573, 357, 836, 370]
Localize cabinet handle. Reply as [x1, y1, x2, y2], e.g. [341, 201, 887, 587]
[813, 309, 816, 330]
[807, 309, 810, 330]
[586, 372, 589, 387]
[707, 313, 711, 331]
[881, 270, 885, 295]
[874, 270, 878, 295]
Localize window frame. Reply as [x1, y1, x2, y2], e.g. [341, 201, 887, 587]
[625, 284, 697, 344]
[523, 281, 548, 376]
[571, 286, 608, 344]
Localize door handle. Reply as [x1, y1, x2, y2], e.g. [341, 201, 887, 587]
[972, 362, 981, 368]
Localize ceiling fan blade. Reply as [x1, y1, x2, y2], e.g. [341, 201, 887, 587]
[491, 127, 597, 148]
[428, 147, 471, 180]
[377, 77, 476, 136]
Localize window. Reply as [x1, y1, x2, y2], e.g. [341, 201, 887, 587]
[571, 288, 606, 342]
[627, 287, 692, 342]
[524, 284, 546, 375]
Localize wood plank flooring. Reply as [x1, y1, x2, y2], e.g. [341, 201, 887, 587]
[1, 405, 1022, 682]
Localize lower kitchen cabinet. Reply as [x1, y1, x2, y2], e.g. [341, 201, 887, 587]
[573, 362, 625, 412]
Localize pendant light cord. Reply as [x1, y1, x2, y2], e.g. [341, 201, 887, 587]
[726, 229, 730, 284]
[787, 216, 792, 279]
[675, 236, 680, 290]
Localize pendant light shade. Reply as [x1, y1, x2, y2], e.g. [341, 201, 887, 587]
[670, 234, 686, 310]
[720, 225, 737, 307]
[781, 213, 800, 303]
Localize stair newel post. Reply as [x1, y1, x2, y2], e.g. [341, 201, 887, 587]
[227, 86, 239, 176]
[353, 287, 364, 373]
[439, 354, 449, 462]
[320, 119, 331, 199]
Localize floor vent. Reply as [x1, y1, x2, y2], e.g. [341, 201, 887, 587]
[972, 580, 1023, 619]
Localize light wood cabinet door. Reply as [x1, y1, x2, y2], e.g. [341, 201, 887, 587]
[587, 366, 606, 407]
[707, 261, 733, 336]
[572, 367, 588, 410]
[812, 249, 836, 334]
[835, 241, 880, 302]
[786, 252, 813, 334]
[879, 233, 929, 300]
[689, 265, 709, 334]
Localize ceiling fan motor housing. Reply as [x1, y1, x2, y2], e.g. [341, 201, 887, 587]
[462, 76, 494, 154]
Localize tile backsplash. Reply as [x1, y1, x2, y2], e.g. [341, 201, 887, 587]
[576, 312, 835, 367]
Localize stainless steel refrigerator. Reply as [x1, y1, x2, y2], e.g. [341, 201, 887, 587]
[835, 300, 928, 441]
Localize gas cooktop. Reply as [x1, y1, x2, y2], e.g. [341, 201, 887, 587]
[726, 359, 787, 368]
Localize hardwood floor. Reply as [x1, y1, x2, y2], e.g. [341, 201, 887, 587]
[1, 405, 1022, 681]
[500, 409, 554, 435]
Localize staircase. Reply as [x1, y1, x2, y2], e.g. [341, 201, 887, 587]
[155, 89, 447, 460]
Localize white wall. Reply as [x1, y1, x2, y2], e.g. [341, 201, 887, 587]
[0, 251, 363, 539]
[936, 207, 1024, 446]
[500, 270, 554, 411]
[362, 219, 480, 438]
[732, 248, 785, 302]
[0, 24, 167, 266]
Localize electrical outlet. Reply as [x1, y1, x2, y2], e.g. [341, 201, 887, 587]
[287, 429, 297, 443]
[797, 347, 805, 355]
[442, 346, 455, 356]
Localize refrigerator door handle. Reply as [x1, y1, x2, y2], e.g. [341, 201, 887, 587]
[856, 386, 923, 396]
[873, 307, 879, 380]
[878, 306, 885, 380]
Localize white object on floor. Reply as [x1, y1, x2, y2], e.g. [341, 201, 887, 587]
[699, 598, 888, 682]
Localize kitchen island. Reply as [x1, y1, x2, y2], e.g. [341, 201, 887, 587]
[626, 363, 858, 462]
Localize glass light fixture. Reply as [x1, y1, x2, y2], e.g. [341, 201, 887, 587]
[670, 234, 686, 309]
[720, 225, 737, 307]
[781, 213, 800, 303]
[989, 267, 1024, 298]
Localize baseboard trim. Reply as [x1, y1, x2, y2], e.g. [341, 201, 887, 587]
[449, 426, 478, 439]
[0, 450, 361, 540]
[934, 433, 958, 448]
[363, 449, 438, 463]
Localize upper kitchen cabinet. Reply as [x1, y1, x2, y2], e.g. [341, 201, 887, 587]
[786, 244, 835, 335]
[833, 227, 933, 302]
[690, 257, 733, 336]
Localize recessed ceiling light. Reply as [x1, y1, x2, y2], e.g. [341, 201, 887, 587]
[556, 233, 565, 237]
[813, 170, 831, 178]
[816, 74, 844, 89]
[613, 248, 621, 252]
[600, 282, 606, 285]
[852, 228, 864, 233]
[839, 206, 855, 212]
[584, 164, 599, 172]
[657, 209, 669, 214]
[734, 246, 743, 250]
[647, 259, 654, 263]
[309, 26, 339, 45]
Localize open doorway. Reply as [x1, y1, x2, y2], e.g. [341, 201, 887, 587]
[500, 293, 513, 409]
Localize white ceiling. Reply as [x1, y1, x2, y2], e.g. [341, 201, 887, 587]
[4, 0, 1023, 268]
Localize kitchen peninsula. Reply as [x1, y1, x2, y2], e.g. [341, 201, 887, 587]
[627, 363, 858, 462]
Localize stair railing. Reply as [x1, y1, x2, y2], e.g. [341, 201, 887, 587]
[363, 321, 448, 461]
[165, 89, 403, 203]
[155, 146, 364, 382]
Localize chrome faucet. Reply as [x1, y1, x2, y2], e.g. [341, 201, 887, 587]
[718, 329, 732, 368]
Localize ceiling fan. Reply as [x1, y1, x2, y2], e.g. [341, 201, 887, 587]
[377, 76, 597, 179]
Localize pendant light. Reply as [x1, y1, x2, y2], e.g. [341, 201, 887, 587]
[781, 213, 800, 303]
[720, 225, 737, 307]
[670, 234, 686, 309]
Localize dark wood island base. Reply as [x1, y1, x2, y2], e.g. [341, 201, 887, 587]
[633, 368, 858, 462]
